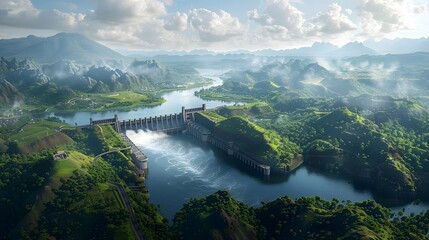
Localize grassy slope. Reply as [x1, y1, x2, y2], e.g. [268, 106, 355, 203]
[197, 111, 300, 170]
[23, 151, 92, 228]
[218, 102, 273, 117]
[51, 91, 166, 112]
[10, 120, 74, 154]
[21, 151, 93, 230]
[98, 124, 127, 150]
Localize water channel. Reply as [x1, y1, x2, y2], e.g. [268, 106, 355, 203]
[51, 68, 429, 221]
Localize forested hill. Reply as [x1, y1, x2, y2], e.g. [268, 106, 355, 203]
[172, 190, 429, 240]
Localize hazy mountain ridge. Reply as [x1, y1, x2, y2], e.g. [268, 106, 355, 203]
[0, 33, 124, 64]
[0, 79, 23, 107]
[2, 33, 429, 61]
[365, 37, 429, 54]
[0, 57, 206, 108]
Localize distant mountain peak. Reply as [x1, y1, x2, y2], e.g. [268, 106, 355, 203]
[0, 33, 124, 64]
[312, 42, 337, 48]
[342, 41, 365, 47]
[52, 32, 86, 39]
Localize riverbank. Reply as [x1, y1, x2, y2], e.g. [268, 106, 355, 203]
[41, 80, 216, 114]
[42, 91, 165, 114]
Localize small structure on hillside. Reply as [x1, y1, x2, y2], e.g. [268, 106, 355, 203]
[53, 151, 68, 160]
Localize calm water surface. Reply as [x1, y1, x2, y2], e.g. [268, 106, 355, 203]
[50, 68, 236, 125]
[54, 68, 429, 220]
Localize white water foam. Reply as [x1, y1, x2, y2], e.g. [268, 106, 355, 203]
[126, 130, 243, 194]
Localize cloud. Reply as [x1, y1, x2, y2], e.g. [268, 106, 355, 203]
[0, 0, 83, 30]
[189, 8, 243, 42]
[359, 0, 426, 37]
[248, 0, 307, 39]
[0, 0, 34, 14]
[0, 0, 427, 51]
[164, 12, 188, 31]
[91, 0, 167, 23]
[413, 4, 427, 14]
[312, 3, 357, 34]
[249, 0, 357, 42]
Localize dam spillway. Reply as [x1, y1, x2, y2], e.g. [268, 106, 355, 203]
[120, 133, 148, 178]
[88, 104, 271, 176]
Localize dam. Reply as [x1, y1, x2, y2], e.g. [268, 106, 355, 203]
[87, 104, 271, 176]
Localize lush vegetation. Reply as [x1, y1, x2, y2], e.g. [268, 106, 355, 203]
[7, 120, 73, 154]
[0, 121, 169, 239]
[0, 57, 209, 114]
[0, 153, 53, 237]
[172, 190, 258, 240]
[49, 91, 165, 112]
[3, 51, 429, 239]
[196, 111, 301, 172]
[172, 190, 429, 240]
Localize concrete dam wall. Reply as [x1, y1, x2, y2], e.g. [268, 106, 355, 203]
[88, 104, 271, 176]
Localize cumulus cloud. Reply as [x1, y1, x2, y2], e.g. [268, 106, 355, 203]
[0, 0, 83, 30]
[312, 3, 357, 34]
[248, 0, 307, 39]
[91, 0, 167, 23]
[0, 0, 34, 14]
[164, 12, 188, 31]
[359, 0, 425, 37]
[0, 0, 188, 50]
[249, 0, 357, 42]
[189, 8, 243, 42]
[0, 0, 427, 51]
[413, 4, 427, 14]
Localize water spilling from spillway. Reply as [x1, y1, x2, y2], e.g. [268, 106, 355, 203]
[54, 67, 429, 222]
[126, 130, 386, 221]
[127, 130, 243, 191]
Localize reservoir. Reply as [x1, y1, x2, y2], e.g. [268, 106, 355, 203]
[52, 68, 429, 221]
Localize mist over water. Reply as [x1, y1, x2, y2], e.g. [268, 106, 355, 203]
[126, 130, 385, 221]
[51, 67, 429, 221]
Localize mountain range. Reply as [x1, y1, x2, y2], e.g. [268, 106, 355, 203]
[126, 38, 429, 58]
[1, 33, 429, 61]
[0, 33, 124, 64]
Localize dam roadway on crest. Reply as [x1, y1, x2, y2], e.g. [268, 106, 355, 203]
[84, 104, 271, 176]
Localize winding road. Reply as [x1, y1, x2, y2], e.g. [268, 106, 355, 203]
[92, 147, 131, 163]
[108, 181, 146, 240]
[92, 147, 146, 240]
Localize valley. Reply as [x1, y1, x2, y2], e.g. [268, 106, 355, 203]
[1, 32, 429, 239]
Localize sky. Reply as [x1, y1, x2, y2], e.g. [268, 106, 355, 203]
[0, 0, 428, 52]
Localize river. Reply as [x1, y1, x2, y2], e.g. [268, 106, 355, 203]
[52, 68, 429, 221]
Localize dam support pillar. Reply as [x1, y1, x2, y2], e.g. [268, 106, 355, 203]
[227, 141, 234, 156]
[263, 167, 271, 176]
[114, 115, 120, 133]
[182, 106, 186, 124]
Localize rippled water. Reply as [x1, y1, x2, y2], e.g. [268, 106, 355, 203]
[128, 130, 398, 220]
[52, 68, 429, 221]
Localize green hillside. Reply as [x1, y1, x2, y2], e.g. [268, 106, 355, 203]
[0, 125, 169, 239]
[172, 190, 258, 240]
[9, 120, 73, 154]
[172, 191, 429, 240]
[197, 112, 301, 171]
